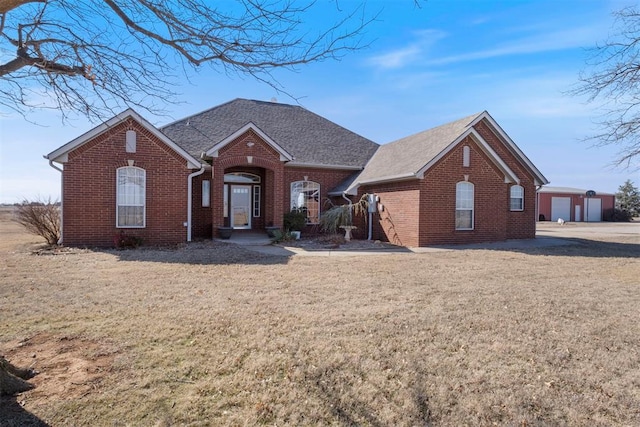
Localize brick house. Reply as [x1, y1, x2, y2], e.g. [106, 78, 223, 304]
[45, 98, 548, 247]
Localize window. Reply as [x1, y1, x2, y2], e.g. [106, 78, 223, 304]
[125, 130, 137, 153]
[253, 186, 261, 217]
[291, 181, 320, 224]
[202, 180, 210, 207]
[510, 185, 524, 211]
[223, 184, 228, 218]
[455, 181, 474, 230]
[117, 166, 145, 227]
[463, 145, 470, 167]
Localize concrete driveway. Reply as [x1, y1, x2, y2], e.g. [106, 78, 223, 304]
[536, 221, 640, 240]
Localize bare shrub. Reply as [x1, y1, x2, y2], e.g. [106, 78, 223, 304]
[14, 198, 61, 245]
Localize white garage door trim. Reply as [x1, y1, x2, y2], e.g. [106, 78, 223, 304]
[585, 198, 602, 222]
[551, 197, 571, 222]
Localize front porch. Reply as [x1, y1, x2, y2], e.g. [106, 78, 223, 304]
[215, 230, 273, 246]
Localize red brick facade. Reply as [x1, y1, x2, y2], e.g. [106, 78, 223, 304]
[53, 111, 544, 248]
[363, 119, 538, 246]
[61, 119, 192, 246]
[207, 130, 359, 238]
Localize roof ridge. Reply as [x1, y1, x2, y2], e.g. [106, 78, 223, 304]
[161, 98, 304, 129]
[385, 111, 483, 146]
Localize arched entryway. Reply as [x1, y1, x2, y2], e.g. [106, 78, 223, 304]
[224, 171, 261, 229]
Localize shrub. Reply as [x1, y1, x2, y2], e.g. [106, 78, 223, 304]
[13, 197, 61, 245]
[319, 193, 371, 234]
[283, 209, 307, 231]
[605, 208, 633, 222]
[270, 229, 296, 243]
[319, 205, 352, 234]
[113, 231, 144, 248]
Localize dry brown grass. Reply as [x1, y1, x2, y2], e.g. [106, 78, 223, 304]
[1, 211, 639, 426]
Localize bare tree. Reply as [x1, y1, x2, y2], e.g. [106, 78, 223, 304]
[14, 197, 60, 245]
[574, 6, 640, 170]
[0, 0, 375, 121]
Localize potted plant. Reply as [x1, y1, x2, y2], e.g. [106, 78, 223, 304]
[265, 221, 280, 238]
[217, 226, 233, 239]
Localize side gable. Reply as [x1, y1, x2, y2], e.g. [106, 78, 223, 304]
[344, 111, 548, 194]
[469, 112, 549, 186]
[46, 109, 202, 169]
[415, 127, 519, 184]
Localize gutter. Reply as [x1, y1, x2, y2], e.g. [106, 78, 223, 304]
[187, 166, 206, 242]
[46, 158, 64, 245]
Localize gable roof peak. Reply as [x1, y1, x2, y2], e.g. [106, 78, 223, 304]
[46, 108, 202, 168]
[160, 98, 378, 168]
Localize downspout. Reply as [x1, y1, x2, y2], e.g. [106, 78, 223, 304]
[46, 158, 63, 245]
[536, 185, 541, 224]
[187, 166, 206, 242]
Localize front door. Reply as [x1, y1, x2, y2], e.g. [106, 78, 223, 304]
[231, 185, 251, 229]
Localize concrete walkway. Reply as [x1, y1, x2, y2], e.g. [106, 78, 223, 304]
[213, 222, 640, 257]
[218, 232, 575, 257]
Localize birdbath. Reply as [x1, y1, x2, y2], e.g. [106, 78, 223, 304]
[339, 225, 357, 242]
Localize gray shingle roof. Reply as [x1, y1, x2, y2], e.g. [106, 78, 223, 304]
[350, 112, 483, 186]
[160, 98, 379, 168]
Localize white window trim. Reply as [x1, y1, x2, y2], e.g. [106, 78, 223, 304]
[510, 185, 524, 211]
[455, 181, 474, 231]
[116, 166, 146, 228]
[290, 180, 321, 225]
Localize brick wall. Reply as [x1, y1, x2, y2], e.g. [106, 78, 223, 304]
[418, 136, 508, 245]
[361, 120, 540, 246]
[208, 128, 359, 235]
[283, 167, 357, 234]
[62, 119, 192, 247]
[473, 120, 538, 239]
[191, 168, 213, 239]
[359, 182, 421, 246]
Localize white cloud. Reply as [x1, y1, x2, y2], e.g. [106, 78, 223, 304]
[428, 25, 604, 66]
[367, 29, 448, 70]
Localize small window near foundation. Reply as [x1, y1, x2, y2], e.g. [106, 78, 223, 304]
[463, 145, 470, 167]
[125, 130, 137, 153]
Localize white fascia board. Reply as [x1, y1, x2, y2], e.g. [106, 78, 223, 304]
[285, 162, 363, 170]
[45, 108, 203, 169]
[205, 122, 293, 161]
[471, 111, 550, 185]
[469, 129, 520, 184]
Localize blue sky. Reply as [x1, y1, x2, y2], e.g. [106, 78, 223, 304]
[1, 0, 639, 203]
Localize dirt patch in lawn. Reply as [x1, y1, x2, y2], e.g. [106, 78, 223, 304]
[2, 333, 117, 402]
[1, 217, 639, 426]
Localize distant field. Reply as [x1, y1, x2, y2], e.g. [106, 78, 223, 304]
[1, 216, 639, 426]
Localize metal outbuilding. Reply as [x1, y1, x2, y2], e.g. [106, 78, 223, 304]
[537, 186, 615, 222]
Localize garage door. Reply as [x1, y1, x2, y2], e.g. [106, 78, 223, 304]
[551, 197, 571, 222]
[585, 198, 602, 222]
